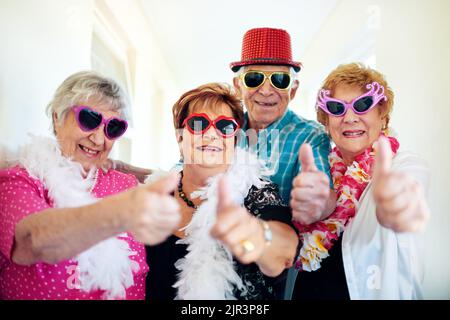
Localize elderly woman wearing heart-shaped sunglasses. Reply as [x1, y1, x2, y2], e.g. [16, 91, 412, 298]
[290, 63, 430, 300]
[145, 82, 299, 300]
[0, 71, 181, 300]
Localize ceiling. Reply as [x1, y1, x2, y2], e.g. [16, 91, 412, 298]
[139, 0, 338, 91]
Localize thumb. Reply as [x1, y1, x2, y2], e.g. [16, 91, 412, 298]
[217, 175, 232, 213]
[299, 143, 317, 172]
[373, 136, 392, 183]
[145, 171, 179, 195]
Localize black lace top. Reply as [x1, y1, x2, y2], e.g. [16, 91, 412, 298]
[145, 181, 296, 300]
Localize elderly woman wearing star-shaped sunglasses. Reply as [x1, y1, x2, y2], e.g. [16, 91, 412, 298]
[0, 71, 181, 300]
[290, 63, 430, 300]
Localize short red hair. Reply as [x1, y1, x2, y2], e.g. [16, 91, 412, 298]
[172, 82, 244, 130]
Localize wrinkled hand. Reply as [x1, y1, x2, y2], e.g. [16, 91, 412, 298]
[290, 143, 331, 225]
[210, 176, 265, 264]
[373, 136, 430, 233]
[125, 172, 181, 244]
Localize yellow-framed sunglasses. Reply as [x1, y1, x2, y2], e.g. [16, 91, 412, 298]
[240, 70, 293, 90]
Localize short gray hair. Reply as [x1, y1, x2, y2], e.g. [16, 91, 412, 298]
[46, 71, 131, 132]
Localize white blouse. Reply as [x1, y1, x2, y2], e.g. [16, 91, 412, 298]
[342, 151, 430, 299]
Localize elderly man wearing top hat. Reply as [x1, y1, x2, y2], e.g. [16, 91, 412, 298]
[230, 27, 336, 299]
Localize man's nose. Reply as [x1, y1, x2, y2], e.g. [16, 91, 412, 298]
[257, 77, 275, 96]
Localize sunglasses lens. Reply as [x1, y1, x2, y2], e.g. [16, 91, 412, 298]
[106, 119, 127, 139]
[244, 72, 265, 88]
[215, 119, 238, 136]
[326, 101, 345, 115]
[186, 116, 210, 133]
[270, 73, 291, 89]
[353, 96, 374, 113]
[78, 108, 102, 130]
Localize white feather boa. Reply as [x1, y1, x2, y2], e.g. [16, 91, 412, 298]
[0, 135, 136, 300]
[146, 148, 270, 300]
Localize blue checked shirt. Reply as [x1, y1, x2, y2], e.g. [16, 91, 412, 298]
[237, 109, 332, 204]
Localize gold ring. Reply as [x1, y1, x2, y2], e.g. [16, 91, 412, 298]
[240, 240, 255, 253]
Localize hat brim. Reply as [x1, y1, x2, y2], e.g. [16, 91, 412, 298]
[230, 59, 302, 73]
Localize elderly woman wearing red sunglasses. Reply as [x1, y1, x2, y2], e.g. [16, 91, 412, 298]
[0, 71, 181, 300]
[145, 83, 298, 300]
[290, 63, 430, 299]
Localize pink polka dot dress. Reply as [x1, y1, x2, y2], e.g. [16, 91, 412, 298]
[0, 166, 149, 300]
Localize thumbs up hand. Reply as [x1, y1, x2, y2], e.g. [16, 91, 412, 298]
[290, 143, 334, 225]
[210, 176, 266, 265]
[373, 136, 429, 232]
[121, 172, 181, 245]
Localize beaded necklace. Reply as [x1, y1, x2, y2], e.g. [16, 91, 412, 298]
[178, 170, 198, 209]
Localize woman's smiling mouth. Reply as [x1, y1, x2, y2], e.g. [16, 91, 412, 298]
[79, 144, 100, 157]
[342, 130, 366, 138]
[196, 145, 223, 152]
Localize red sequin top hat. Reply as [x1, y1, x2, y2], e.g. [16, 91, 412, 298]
[230, 27, 302, 73]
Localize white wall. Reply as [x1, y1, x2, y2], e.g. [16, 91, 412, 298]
[298, 0, 450, 299]
[0, 0, 94, 147]
[90, 0, 179, 169]
[376, 0, 450, 299]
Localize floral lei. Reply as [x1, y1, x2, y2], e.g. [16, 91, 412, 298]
[294, 135, 400, 271]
